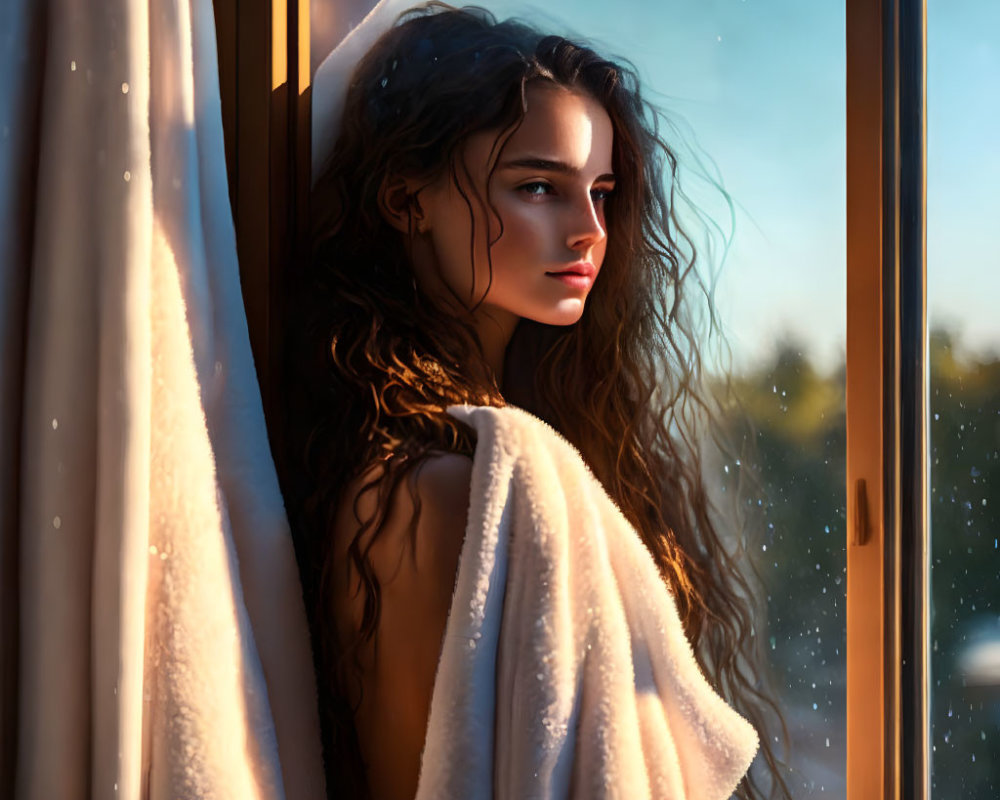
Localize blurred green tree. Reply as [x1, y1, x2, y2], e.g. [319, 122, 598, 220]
[714, 329, 999, 797]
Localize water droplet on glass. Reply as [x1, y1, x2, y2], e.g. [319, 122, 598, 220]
[121, 82, 129, 94]
[53, 516, 61, 529]
[123, 170, 131, 182]
[380, 77, 388, 88]
[70, 60, 77, 71]
[51, 418, 58, 430]
[149, 545, 158, 555]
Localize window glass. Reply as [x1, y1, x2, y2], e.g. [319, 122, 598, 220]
[311, 1, 847, 794]
[927, 1, 1000, 795]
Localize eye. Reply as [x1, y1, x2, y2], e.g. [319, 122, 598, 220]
[518, 181, 553, 197]
[591, 186, 615, 202]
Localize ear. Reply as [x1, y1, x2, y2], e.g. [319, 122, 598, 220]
[378, 174, 428, 235]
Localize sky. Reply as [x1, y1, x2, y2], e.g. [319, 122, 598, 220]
[314, 0, 1000, 373]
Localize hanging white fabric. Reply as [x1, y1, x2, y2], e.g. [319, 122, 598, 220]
[0, 0, 325, 797]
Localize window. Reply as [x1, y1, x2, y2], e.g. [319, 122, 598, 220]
[927, 0, 1000, 794]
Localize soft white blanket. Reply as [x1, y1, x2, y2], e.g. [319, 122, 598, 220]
[416, 404, 758, 800]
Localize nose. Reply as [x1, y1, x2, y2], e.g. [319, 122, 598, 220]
[566, 193, 607, 252]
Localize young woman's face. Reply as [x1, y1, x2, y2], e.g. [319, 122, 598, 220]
[412, 83, 615, 332]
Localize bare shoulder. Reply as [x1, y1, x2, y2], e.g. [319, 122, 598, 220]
[407, 450, 475, 534]
[332, 449, 473, 596]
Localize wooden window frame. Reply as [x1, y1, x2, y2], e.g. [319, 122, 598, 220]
[847, 0, 928, 798]
[214, 0, 311, 484]
[217, 1, 933, 797]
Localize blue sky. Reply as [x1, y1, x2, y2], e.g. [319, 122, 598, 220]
[927, 0, 1000, 363]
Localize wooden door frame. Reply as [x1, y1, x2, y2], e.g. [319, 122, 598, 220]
[213, 0, 311, 485]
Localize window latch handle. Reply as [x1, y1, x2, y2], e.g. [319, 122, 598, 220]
[853, 478, 871, 546]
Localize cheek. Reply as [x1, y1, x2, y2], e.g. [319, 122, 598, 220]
[595, 236, 609, 268]
[429, 204, 497, 296]
[489, 203, 547, 263]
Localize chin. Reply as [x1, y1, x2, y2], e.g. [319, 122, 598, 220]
[530, 300, 587, 327]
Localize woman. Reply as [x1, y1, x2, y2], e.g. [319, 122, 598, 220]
[287, 3, 790, 798]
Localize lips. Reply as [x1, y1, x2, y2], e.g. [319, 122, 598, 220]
[545, 262, 597, 290]
[545, 261, 597, 278]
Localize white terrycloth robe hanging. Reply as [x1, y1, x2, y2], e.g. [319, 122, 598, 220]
[415, 404, 759, 800]
[0, 0, 325, 797]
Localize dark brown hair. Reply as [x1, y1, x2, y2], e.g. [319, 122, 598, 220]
[286, 3, 791, 798]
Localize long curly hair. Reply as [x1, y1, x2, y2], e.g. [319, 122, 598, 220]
[285, 3, 791, 798]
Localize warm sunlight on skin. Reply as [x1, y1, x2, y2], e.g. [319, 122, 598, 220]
[410, 83, 616, 376]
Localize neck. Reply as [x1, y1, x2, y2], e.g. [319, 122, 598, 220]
[472, 305, 520, 392]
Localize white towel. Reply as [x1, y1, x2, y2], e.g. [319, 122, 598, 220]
[2, 0, 325, 796]
[416, 403, 758, 800]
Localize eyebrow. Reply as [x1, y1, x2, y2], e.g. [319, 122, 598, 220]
[498, 157, 616, 183]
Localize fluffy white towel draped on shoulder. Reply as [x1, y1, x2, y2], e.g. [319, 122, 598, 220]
[416, 404, 758, 800]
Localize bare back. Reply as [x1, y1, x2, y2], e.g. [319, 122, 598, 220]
[328, 452, 473, 800]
